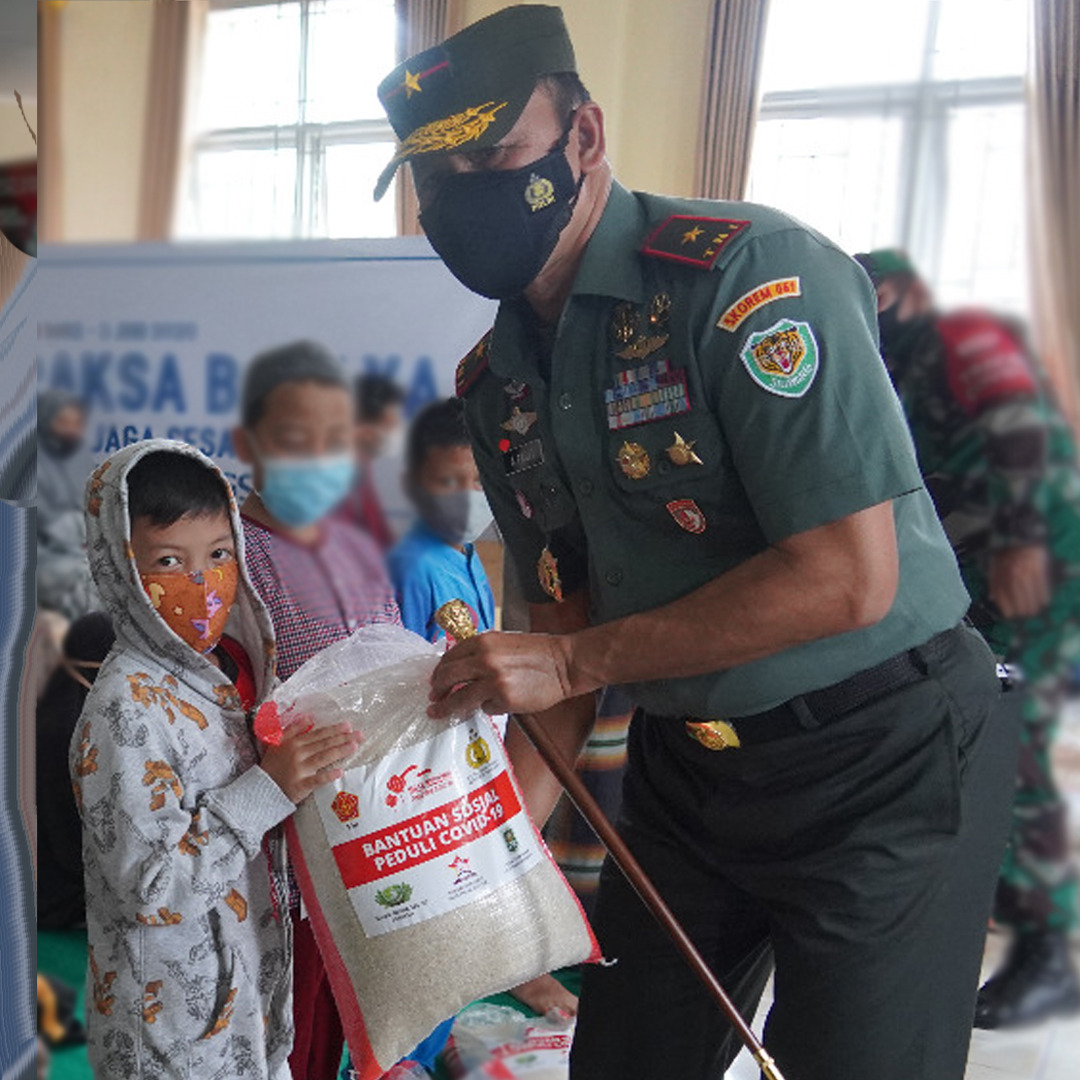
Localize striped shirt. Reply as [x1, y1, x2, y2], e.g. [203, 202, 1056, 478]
[241, 514, 400, 681]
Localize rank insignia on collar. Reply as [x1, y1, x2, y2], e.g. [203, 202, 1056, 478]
[642, 215, 751, 270]
[605, 357, 690, 431]
[667, 499, 707, 534]
[501, 406, 537, 436]
[538, 546, 563, 602]
[456, 331, 492, 398]
[665, 432, 702, 466]
[616, 441, 651, 479]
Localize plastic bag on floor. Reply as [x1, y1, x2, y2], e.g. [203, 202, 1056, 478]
[443, 1003, 574, 1080]
[255, 624, 598, 1080]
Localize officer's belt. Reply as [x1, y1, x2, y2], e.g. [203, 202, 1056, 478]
[684, 623, 968, 751]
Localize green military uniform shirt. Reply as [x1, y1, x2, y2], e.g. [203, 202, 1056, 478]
[459, 181, 970, 718]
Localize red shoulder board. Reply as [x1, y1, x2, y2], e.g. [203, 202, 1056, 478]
[641, 215, 750, 270]
[455, 330, 493, 398]
[937, 309, 1037, 416]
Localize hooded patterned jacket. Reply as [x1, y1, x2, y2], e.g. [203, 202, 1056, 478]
[70, 439, 296, 1080]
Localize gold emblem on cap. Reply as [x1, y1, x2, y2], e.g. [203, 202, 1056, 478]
[686, 719, 741, 750]
[524, 173, 555, 212]
[616, 441, 651, 479]
[537, 546, 563, 602]
[501, 406, 537, 436]
[665, 432, 702, 467]
[390, 100, 508, 166]
[403, 68, 422, 97]
[611, 301, 639, 345]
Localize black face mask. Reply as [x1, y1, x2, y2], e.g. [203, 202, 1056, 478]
[419, 119, 583, 300]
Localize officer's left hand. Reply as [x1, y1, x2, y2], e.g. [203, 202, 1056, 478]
[428, 631, 577, 719]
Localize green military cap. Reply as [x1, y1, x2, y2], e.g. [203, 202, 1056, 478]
[373, 4, 576, 201]
[853, 248, 918, 286]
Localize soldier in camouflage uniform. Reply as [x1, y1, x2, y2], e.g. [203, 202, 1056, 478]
[857, 249, 1080, 1029]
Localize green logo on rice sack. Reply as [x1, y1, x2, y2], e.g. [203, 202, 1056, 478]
[374, 882, 413, 907]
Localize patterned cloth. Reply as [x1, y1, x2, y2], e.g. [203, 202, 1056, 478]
[241, 514, 400, 681]
[885, 309, 1080, 934]
[542, 686, 633, 918]
[73, 440, 295, 1080]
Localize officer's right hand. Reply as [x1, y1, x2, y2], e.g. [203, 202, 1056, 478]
[428, 630, 583, 719]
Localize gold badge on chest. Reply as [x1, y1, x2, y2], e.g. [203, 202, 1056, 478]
[616, 441, 651, 479]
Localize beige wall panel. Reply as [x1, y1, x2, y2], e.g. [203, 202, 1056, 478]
[59, 0, 154, 242]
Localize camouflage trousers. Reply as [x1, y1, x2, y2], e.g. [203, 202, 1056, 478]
[979, 594, 1080, 934]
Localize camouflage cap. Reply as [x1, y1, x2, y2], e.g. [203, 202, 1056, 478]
[853, 248, 919, 286]
[373, 4, 576, 201]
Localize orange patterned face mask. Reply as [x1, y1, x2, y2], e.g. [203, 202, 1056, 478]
[140, 562, 238, 654]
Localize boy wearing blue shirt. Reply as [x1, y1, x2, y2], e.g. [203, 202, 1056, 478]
[388, 398, 496, 642]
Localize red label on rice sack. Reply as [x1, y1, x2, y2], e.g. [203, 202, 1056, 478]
[334, 770, 522, 888]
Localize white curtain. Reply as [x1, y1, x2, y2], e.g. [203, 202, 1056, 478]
[695, 0, 772, 200]
[1027, 0, 1080, 423]
[138, 0, 209, 241]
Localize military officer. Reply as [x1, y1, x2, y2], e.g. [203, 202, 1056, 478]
[374, 7, 1019, 1078]
[856, 248, 1080, 1030]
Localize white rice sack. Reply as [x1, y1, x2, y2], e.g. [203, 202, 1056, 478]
[255, 624, 599, 1080]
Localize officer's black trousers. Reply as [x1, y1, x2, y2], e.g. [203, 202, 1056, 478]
[569, 625, 1019, 1080]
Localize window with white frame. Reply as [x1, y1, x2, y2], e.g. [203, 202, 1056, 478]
[176, 0, 399, 240]
[747, 0, 1028, 314]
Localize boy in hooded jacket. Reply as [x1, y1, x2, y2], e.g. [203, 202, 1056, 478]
[71, 439, 357, 1080]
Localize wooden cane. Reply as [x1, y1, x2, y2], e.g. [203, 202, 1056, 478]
[435, 599, 786, 1080]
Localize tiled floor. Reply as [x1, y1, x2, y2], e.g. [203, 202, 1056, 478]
[728, 698, 1080, 1080]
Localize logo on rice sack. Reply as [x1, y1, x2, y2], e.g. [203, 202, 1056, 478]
[465, 729, 491, 769]
[739, 318, 819, 398]
[374, 882, 413, 908]
[385, 764, 432, 807]
[502, 827, 519, 853]
[331, 791, 360, 823]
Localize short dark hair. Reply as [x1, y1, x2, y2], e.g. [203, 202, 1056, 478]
[406, 398, 470, 475]
[241, 340, 349, 428]
[538, 72, 591, 123]
[356, 373, 405, 422]
[127, 451, 232, 527]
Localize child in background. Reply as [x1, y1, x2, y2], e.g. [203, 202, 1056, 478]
[386, 399, 578, 1022]
[72, 440, 357, 1080]
[387, 398, 495, 643]
[338, 373, 407, 551]
[232, 341, 400, 1080]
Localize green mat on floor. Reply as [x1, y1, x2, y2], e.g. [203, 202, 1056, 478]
[38, 929, 91, 1080]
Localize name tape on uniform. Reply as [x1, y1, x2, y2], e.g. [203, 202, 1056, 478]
[717, 277, 801, 332]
